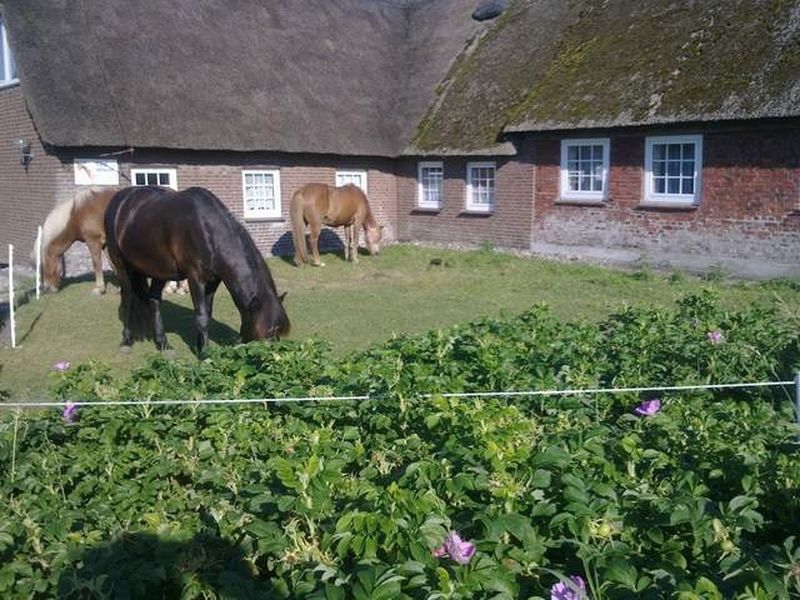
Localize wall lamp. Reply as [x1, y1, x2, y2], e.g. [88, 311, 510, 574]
[14, 138, 33, 169]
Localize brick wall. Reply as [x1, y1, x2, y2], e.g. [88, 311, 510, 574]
[532, 122, 800, 262]
[114, 151, 397, 259]
[0, 85, 71, 267]
[396, 139, 536, 250]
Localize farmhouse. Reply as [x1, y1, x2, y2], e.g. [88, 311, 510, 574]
[0, 0, 798, 276]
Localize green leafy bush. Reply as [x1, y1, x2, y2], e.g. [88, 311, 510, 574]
[1, 292, 799, 598]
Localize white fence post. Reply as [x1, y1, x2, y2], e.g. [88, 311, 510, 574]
[8, 244, 16, 348]
[795, 371, 800, 438]
[35, 225, 42, 299]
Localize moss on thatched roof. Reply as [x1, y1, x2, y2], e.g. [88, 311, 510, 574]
[413, 0, 800, 152]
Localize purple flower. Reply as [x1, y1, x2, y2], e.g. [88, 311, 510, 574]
[634, 398, 661, 417]
[63, 401, 78, 425]
[551, 575, 587, 600]
[432, 531, 476, 565]
[53, 361, 71, 372]
[707, 330, 724, 345]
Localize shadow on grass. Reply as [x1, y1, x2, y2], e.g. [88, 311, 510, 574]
[56, 520, 273, 598]
[272, 229, 345, 266]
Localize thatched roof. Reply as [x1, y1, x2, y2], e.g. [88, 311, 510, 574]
[4, 0, 799, 156]
[414, 0, 800, 151]
[3, 0, 483, 156]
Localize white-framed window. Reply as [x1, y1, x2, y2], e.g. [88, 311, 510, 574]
[74, 159, 120, 186]
[336, 169, 368, 194]
[560, 138, 610, 202]
[0, 19, 17, 86]
[466, 162, 495, 212]
[644, 135, 703, 206]
[417, 161, 443, 209]
[131, 168, 178, 190]
[242, 169, 281, 220]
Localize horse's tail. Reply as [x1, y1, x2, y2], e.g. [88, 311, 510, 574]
[123, 271, 155, 341]
[290, 188, 307, 265]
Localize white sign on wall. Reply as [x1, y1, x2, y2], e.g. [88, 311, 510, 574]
[74, 159, 120, 186]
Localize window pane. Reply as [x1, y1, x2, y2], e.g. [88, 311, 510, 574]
[146, 173, 158, 185]
[653, 161, 665, 177]
[667, 161, 680, 176]
[135, 173, 146, 185]
[654, 177, 665, 194]
[568, 175, 579, 190]
[158, 173, 170, 185]
[667, 178, 679, 194]
[682, 160, 694, 177]
[682, 144, 695, 160]
[0, 41, 5, 81]
[568, 146, 578, 161]
[653, 145, 665, 160]
[667, 145, 681, 160]
[579, 146, 591, 160]
[682, 179, 694, 195]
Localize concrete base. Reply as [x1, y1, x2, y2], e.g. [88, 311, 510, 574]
[531, 242, 800, 281]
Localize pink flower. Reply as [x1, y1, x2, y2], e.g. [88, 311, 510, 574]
[63, 401, 78, 425]
[432, 531, 476, 565]
[551, 575, 587, 600]
[634, 398, 661, 417]
[707, 330, 724, 345]
[53, 361, 71, 372]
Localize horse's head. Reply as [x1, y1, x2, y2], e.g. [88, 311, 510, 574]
[365, 224, 383, 256]
[41, 251, 62, 293]
[241, 292, 290, 342]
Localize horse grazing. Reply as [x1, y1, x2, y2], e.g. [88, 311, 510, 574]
[34, 186, 118, 294]
[290, 183, 382, 267]
[105, 186, 290, 353]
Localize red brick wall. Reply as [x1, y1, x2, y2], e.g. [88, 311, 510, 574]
[532, 123, 800, 262]
[396, 140, 536, 250]
[114, 151, 397, 258]
[0, 85, 72, 266]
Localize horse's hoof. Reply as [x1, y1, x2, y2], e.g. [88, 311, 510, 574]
[312, 262, 326, 267]
[90, 287, 105, 296]
[119, 344, 132, 354]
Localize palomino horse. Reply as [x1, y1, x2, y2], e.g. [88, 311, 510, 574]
[290, 183, 382, 267]
[105, 186, 290, 352]
[34, 186, 118, 294]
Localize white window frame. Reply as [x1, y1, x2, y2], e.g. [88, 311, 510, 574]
[0, 20, 18, 87]
[131, 168, 178, 190]
[644, 134, 703, 206]
[242, 169, 282, 220]
[465, 161, 496, 213]
[335, 169, 368, 194]
[560, 138, 610, 202]
[417, 161, 444, 210]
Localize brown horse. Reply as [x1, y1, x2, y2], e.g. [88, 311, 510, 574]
[290, 183, 382, 267]
[33, 186, 118, 294]
[105, 186, 290, 352]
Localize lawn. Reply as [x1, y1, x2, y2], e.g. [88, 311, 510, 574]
[1, 243, 798, 400]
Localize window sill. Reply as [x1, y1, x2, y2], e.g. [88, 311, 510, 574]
[459, 209, 493, 217]
[0, 80, 20, 91]
[556, 197, 606, 207]
[637, 200, 698, 212]
[412, 206, 442, 214]
[244, 216, 285, 223]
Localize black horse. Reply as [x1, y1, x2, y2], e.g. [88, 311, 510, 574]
[105, 186, 290, 352]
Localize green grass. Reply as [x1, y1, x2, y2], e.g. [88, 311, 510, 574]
[1, 244, 798, 400]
